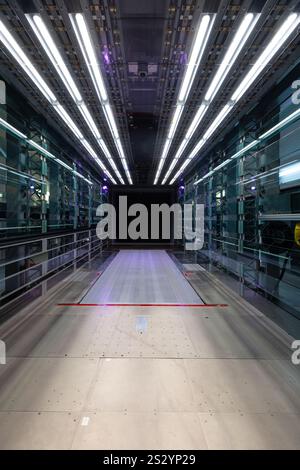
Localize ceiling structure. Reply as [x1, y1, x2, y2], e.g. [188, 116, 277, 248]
[0, 0, 299, 186]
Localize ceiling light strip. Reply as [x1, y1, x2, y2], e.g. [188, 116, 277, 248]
[161, 13, 260, 184]
[168, 13, 300, 184]
[0, 18, 117, 184]
[70, 13, 132, 185]
[154, 14, 216, 184]
[26, 14, 123, 184]
[231, 13, 300, 103]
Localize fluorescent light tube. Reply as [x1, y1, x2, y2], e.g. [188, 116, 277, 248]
[178, 15, 214, 103]
[115, 139, 126, 161]
[99, 139, 114, 162]
[162, 140, 172, 160]
[71, 13, 108, 102]
[185, 104, 208, 139]
[231, 13, 300, 103]
[162, 104, 208, 183]
[168, 105, 184, 139]
[0, 18, 117, 183]
[167, 13, 300, 184]
[54, 104, 84, 140]
[53, 108, 116, 183]
[0, 19, 57, 103]
[70, 13, 132, 184]
[27, 139, 56, 159]
[78, 103, 101, 140]
[189, 139, 206, 160]
[162, 160, 178, 184]
[205, 13, 259, 102]
[27, 15, 82, 103]
[103, 104, 120, 139]
[212, 159, 231, 172]
[162, 139, 189, 183]
[160, 13, 259, 184]
[170, 159, 191, 184]
[203, 104, 233, 141]
[154, 14, 215, 184]
[27, 14, 123, 183]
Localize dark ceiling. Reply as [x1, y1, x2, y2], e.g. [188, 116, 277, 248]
[0, 0, 299, 186]
[116, 0, 168, 184]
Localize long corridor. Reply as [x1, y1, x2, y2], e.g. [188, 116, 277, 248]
[0, 250, 299, 450]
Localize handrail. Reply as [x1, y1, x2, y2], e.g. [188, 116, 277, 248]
[0, 242, 106, 304]
[0, 232, 100, 268]
[0, 227, 98, 249]
[1, 239, 92, 280]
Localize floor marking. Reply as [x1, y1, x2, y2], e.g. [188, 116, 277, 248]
[81, 416, 90, 426]
[57, 303, 228, 308]
[136, 315, 148, 333]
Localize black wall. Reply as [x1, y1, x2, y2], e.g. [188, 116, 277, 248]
[110, 186, 177, 245]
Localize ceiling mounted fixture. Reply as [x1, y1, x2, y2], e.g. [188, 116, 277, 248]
[153, 13, 216, 185]
[0, 18, 117, 184]
[161, 12, 260, 184]
[169, 12, 300, 185]
[26, 14, 124, 184]
[70, 13, 132, 185]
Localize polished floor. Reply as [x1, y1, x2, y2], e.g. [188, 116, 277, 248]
[81, 250, 203, 304]
[0, 249, 299, 449]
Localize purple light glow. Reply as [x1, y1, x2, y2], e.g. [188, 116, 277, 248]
[179, 52, 188, 65]
[102, 47, 110, 65]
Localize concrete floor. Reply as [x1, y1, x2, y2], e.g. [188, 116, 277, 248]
[0, 249, 299, 449]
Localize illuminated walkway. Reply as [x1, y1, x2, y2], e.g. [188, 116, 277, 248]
[81, 250, 203, 305]
[0, 250, 299, 449]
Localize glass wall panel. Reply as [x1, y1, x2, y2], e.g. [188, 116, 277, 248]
[185, 66, 300, 319]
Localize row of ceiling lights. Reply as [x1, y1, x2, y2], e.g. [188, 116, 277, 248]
[0, 12, 132, 185]
[154, 11, 300, 186]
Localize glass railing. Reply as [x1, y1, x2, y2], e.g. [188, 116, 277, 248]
[0, 112, 104, 238]
[0, 228, 109, 313]
[186, 104, 300, 318]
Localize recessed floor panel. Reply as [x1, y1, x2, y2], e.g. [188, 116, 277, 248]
[81, 250, 203, 305]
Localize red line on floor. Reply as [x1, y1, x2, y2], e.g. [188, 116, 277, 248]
[57, 303, 228, 308]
